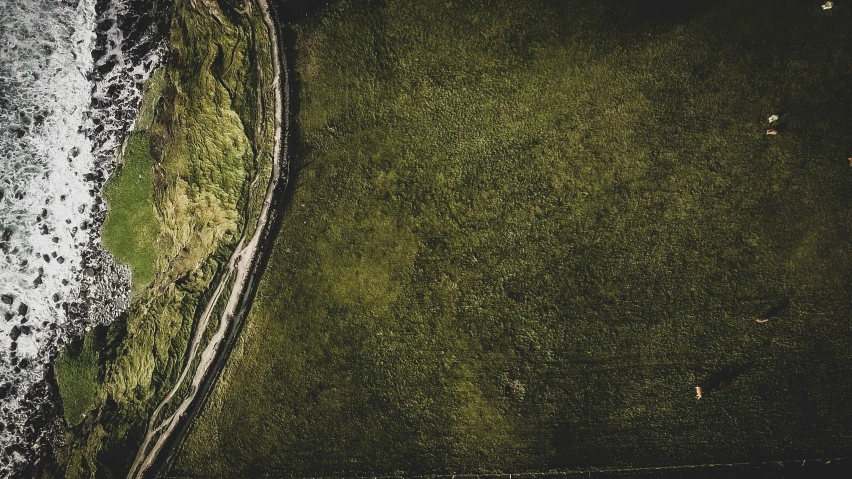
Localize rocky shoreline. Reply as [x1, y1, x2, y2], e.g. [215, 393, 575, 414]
[6, 1, 172, 476]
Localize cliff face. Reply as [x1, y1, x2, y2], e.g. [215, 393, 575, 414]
[53, 1, 276, 477]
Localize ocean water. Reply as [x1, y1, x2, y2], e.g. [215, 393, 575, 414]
[0, 0, 99, 467]
[0, 0, 161, 472]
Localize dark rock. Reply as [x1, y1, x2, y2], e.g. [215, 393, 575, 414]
[18, 303, 27, 316]
[0, 294, 12, 305]
[9, 326, 20, 341]
[3, 312, 12, 321]
[20, 325, 30, 335]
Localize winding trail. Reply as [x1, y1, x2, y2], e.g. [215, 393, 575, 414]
[125, 1, 287, 477]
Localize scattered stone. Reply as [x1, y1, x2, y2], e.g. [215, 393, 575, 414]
[17, 304, 28, 316]
[0, 295, 12, 305]
[9, 326, 20, 341]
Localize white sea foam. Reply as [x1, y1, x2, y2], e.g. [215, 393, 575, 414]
[1, 0, 98, 465]
[0, 0, 162, 472]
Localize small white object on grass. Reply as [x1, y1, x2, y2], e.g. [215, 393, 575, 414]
[768, 114, 779, 123]
[138, 174, 142, 179]
[822, 1, 834, 10]
[695, 386, 703, 400]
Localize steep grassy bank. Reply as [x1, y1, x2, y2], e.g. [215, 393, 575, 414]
[172, 0, 852, 476]
[53, 0, 276, 477]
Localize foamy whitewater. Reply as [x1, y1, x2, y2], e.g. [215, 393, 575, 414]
[0, 0, 163, 472]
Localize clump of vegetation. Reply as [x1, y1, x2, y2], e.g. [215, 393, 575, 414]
[172, 0, 852, 476]
[102, 132, 160, 292]
[54, 330, 103, 427]
[53, 0, 276, 477]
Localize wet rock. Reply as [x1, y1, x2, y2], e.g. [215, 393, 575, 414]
[19, 326, 30, 336]
[0, 295, 12, 305]
[17, 303, 28, 316]
[9, 326, 20, 341]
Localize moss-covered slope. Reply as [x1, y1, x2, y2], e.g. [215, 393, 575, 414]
[54, 0, 276, 477]
[172, 0, 852, 476]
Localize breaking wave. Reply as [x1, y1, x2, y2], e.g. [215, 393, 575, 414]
[0, 0, 166, 473]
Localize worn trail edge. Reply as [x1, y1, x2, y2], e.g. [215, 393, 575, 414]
[126, 0, 290, 477]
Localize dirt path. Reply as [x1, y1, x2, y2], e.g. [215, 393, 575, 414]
[125, 1, 285, 477]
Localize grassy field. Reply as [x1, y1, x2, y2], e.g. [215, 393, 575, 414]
[51, 0, 276, 477]
[102, 132, 160, 292]
[170, 0, 852, 476]
[54, 329, 104, 428]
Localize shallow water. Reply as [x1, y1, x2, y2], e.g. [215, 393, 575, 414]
[0, 0, 99, 467]
[0, 0, 159, 472]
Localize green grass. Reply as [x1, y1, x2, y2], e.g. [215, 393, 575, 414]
[54, 1, 276, 477]
[171, 0, 852, 476]
[54, 330, 102, 427]
[102, 132, 160, 291]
